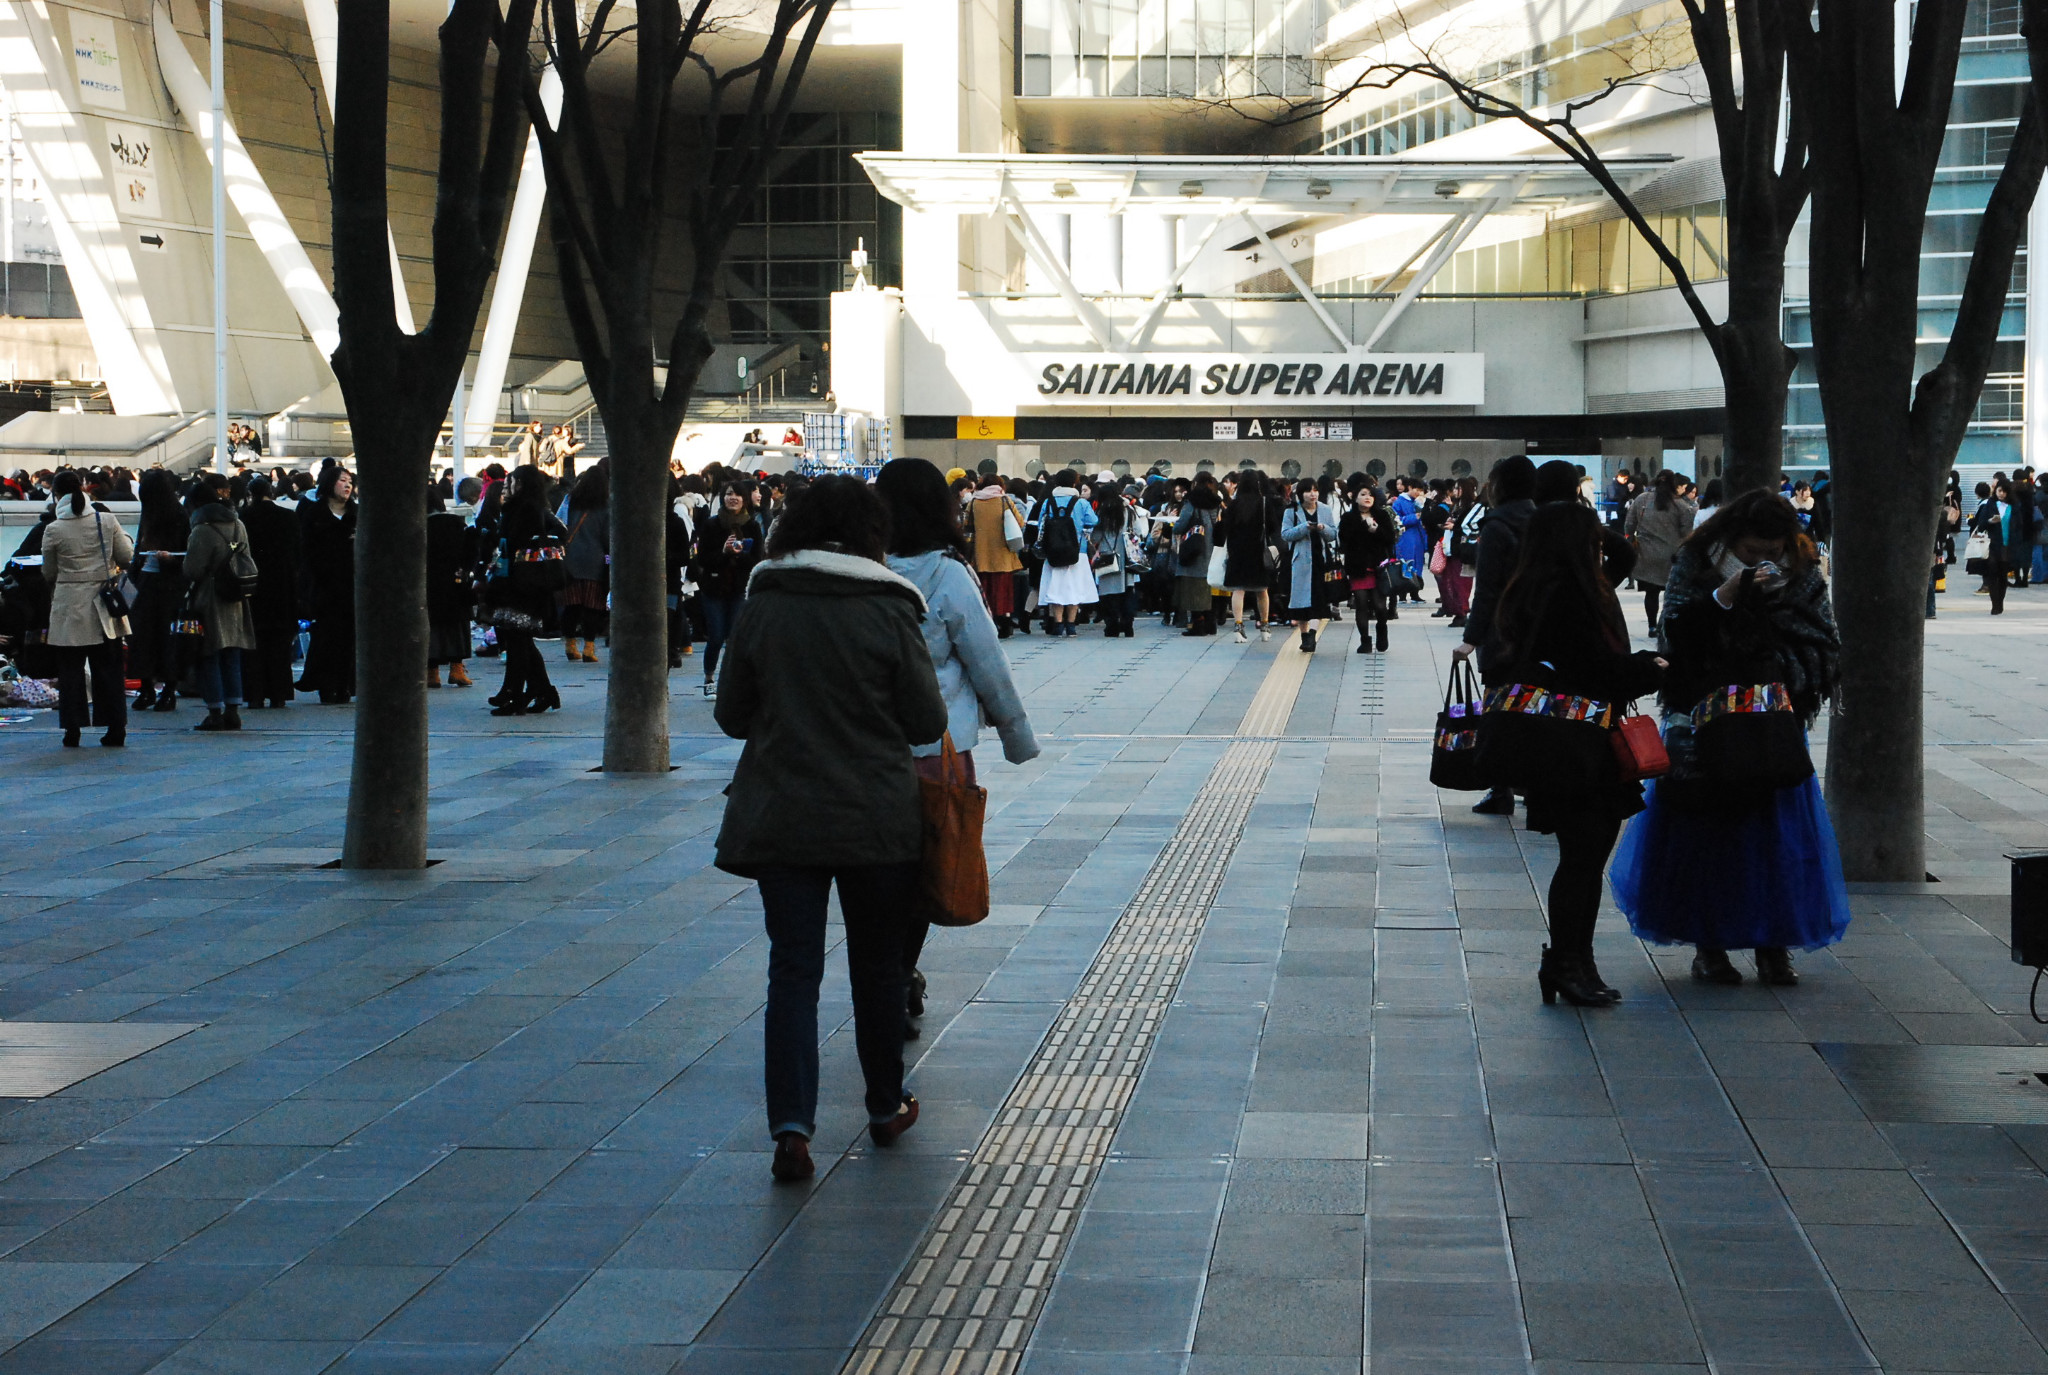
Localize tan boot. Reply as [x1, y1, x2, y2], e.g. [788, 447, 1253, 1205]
[564, 637, 581, 661]
[448, 661, 473, 688]
[427, 665, 442, 689]
[582, 642, 600, 663]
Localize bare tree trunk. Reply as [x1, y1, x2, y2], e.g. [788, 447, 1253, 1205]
[601, 405, 671, 772]
[330, 0, 533, 866]
[342, 415, 437, 866]
[1797, 0, 2046, 880]
[1716, 247, 1794, 496]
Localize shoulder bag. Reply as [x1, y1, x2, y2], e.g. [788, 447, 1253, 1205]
[1610, 703, 1670, 781]
[1002, 499, 1025, 553]
[507, 528, 570, 593]
[1474, 682, 1625, 799]
[90, 511, 130, 622]
[1429, 660, 1488, 791]
[1692, 683, 1812, 790]
[919, 733, 989, 927]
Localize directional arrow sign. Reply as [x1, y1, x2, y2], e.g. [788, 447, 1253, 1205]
[137, 233, 166, 252]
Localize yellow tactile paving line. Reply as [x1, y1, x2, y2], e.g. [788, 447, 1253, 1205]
[842, 640, 1317, 1375]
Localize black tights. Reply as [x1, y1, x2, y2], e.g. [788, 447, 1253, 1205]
[1350, 591, 1389, 649]
[497, 628, 553, 701]
[1642, 584, 1663, 628]
[1547, 812, 1623, 958]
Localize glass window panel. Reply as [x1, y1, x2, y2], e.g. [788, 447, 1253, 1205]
[1024, 55, 1051, 94]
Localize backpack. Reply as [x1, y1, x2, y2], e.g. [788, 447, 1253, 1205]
[1040, 494, 1081, 568]
[213, 529, 259, 602]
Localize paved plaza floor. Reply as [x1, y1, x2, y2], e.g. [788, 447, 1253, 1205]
[2, 583, 2047, 1375]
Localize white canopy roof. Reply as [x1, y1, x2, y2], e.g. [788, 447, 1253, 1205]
[854, 153, 1678, 216]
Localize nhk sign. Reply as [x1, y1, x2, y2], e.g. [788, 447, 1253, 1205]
[1023, 353, 1482, 406]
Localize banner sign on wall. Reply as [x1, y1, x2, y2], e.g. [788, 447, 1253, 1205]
[72, 18, 126, 110]
[102, 122, 159, 216]
[1023, 354, 1482, 407]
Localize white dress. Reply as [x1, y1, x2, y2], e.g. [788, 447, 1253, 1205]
[1039, 556, 1100, 606]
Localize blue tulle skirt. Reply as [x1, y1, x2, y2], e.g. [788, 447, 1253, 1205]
[1611, 775, 1852, 951]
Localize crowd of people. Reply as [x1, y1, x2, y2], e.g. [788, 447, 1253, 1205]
[0, 443, 2006, 1178]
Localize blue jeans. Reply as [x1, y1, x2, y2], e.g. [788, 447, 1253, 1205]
[757, 861, 918, 1140]
[701, 593, 744, 682]
[2033, 542, 2047, 584]
[196, 647, 244, 709]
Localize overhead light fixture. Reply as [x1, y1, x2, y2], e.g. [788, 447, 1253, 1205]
[1179, 180, 1204, 197]
[1435, 179, 1462, 198]
[1052, 180, 1077, 198]
[1306, 179, 1332, 199]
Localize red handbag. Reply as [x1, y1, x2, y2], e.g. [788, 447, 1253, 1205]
[1611, 709, 1670, 781]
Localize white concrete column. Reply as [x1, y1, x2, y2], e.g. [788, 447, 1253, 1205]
[463, 68, 561, 449]
[153, 6, 339, 358]
[902, 0, 964, 299]
[2026, 182, 2048, 470]
[0, 1, 179, 412]
[300, 0, 416, 334]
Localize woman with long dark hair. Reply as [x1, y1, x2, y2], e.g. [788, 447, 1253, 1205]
[296, 463, 357, 703]
[714, 476, 948, 1181]
[558, 460, 609, 663]
[39, 469, 133, 747]
[475, 464, 566, 715]
[1481, 502, 1664, 1005]
[691, 481, 766, 696]
[425, 489, 476, 690]
[1220, 471, 1271, 641]
[129, 467, 189, 711]
[1612, 491, 1846, 985]
[1338, 483, 1399, 653]
[875, 460, 1039, 1035]
[1624, 469, 1696, 629]
[1172, 474, 1222, 635]
[1088, 485, 1142, 637]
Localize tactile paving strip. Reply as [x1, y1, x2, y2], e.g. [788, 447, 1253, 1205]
[842, 734, 1284, 1375]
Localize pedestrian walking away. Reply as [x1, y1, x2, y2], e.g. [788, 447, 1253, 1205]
[39, 470, 133, 748]
[425, 490, 477, 690]
[1612, 490, 1849, 986]
[876, 459, 1042, 1041]
[1033, 470, 1099, 635]
[712, 475, 948, 1183]
[1219, 470, 1273, 639]
[1623, 470, 1696, 631]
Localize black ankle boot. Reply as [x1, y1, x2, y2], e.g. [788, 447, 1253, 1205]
[1755, 946, 1798, 986]
[1691, 947, 1743, 985]
[1538, 945, 1619, 1007]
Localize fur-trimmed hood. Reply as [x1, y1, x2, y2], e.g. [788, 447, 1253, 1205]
[746, 546, 927, 612]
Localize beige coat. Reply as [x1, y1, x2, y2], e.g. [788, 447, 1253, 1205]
[40, 506, 133, 646]
[968, 489, 1023, 575]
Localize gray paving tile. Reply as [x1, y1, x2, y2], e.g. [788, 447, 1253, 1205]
[1194, 1271, 1362, 1356]
[1520, 1280, 1701, 1364]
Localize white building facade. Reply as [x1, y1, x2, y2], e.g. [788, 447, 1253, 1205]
[839, 0, 2038, 485]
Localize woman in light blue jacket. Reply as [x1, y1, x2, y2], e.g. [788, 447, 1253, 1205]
[876, 460, 1042, 1031]
[1282, 479, 1340, 652]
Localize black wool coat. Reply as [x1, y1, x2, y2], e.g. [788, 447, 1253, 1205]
[713, 550, 948, 876]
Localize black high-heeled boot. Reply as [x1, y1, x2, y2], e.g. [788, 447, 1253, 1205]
[1537, 945, 1619, 1007]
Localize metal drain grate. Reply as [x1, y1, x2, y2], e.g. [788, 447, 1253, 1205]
[839, 646, 1310, 1375]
